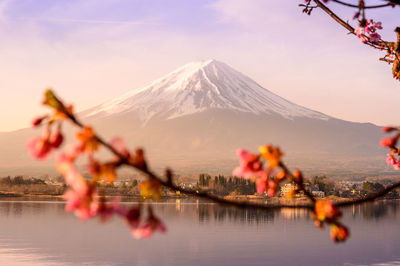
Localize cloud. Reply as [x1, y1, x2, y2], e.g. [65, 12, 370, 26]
[207, 0, 291, 28]
[13, 17, 159, 25]
[1, 0, 400, 131]
[0, 0, 12, 22]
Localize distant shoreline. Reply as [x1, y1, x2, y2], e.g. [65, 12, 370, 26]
[0, 191, 395, 205]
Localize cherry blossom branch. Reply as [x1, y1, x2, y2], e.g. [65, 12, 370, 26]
[57, 96, 315, 211]
[61, 107, 348, 241]
[279, 162, 316, 203]
[31, 90, 400, 243]
[64, 108, 400, 209]
[305, 0, 400, 79]
[331, 0, 392, 9]
[336, 181, 400, 207]
[312, 0, 355, 32]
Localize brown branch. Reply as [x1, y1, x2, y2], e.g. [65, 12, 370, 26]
[393, 27, 400, 78]
[331, 0, 392, 9]
[56, 93, 400, 211]
[312, 0, 355, 32]
[336, 181, 400, 207]
[58, 100, 314, 211]
[311, 0, 395, 50]
[155, 177, 314, 210]
[380, 57, 394, 63]
[279, 163, 316, 203]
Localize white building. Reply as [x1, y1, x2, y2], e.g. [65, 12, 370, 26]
[311, 191, 325, 197]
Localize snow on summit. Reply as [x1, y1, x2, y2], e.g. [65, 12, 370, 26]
[87, 59, 329, 122]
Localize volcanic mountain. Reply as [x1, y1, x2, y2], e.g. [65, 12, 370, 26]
[85, 59, 328, 123]
[0, 59, 389, 177]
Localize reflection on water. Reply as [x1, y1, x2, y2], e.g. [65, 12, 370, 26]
[359, 201, 399, 221]
[0, 200, 399, 265]
[197, 203, 275, 224]
[197, 200, 400, 224]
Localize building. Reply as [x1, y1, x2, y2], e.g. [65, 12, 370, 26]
[280, 183, 298, 196]
[311, 191, 325, 197]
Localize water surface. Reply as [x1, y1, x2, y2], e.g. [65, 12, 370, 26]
[0, 200, 399, 266]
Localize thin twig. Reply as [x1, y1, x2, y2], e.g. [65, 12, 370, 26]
[312, 0, 355, 32]
[336, 181, 400, 207]
[60, 103, 313, 211]
[58, 95, 400, 211]
[280, 163, 316, 203]
[331, 0, 392, 9]
[311, 0, 395, 50]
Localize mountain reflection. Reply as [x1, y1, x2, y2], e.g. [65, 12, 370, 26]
[197, 204, 275, 224]
[0, 199, 398, 224]
[186, 200, 400, 224]
[359, 200, 399, 221]
[0, 199, 399, 266]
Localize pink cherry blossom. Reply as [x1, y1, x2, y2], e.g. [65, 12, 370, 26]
[56, 153, 87, 193]
[27, 128, 64, 160]
[355, 27, 368, 43]
[56, 152, 100, 220]
[233, 149, 264, 179]
[50, 130, 63, 148]
[267, 180, 278, 197]
[386, 154, 400, 170]
[26, 137, 52, 160]
[63, 184, 99, 220]
[380, 137, 397, 148]
[125, 205, 141, 229]
[256, 175, 268, 194]
[110, 137, 131, 158]
[131, 209, 166, 239]
[369, 32, 381, 42]
[373, 21, 382, 30]
[356, 20, 382, 43]
[98, 197, 126, 221]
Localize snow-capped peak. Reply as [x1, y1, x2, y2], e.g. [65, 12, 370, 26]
[87, 59, 329, 122]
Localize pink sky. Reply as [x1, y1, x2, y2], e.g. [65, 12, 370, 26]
[0, 0, 399, 132]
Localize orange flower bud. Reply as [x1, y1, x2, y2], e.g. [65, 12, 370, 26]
[131, 148, 147, 171]
[139, 179, 161, 200]
[315, 200, 341, 222]
[259, 145, 283, 169]
[32, 116, 47, 127]
[293, 170, 303, 183]
[76, 126, 99, 153]
[43, 89, 61, 110]
[382, 126, 397, 133]
[330, 224, 349, 243]
[50, 130, 63, 148]
[276, 171, 286, 180]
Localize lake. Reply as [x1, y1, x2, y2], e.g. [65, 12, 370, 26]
[0, 199, 399, 266]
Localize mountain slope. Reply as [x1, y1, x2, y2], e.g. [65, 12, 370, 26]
[0, 59, 390, 177]
[85, 59, 328, 124]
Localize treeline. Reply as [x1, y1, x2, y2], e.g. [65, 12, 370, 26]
[0, 176, 64, 196]
[197, 174, 400, 199]
[307, 176, 339, 197]
[197, 174, 256, 196]
[0, 176, 46, 186]
[101, 179, 140, 196]
[0, 176, 142, 197]
[361, 181, 399, 198]
[307, 176, 399, 199]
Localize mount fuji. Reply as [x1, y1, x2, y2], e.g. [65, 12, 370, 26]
[0, 60, 389, 177]
[85, 59, 328, 123]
